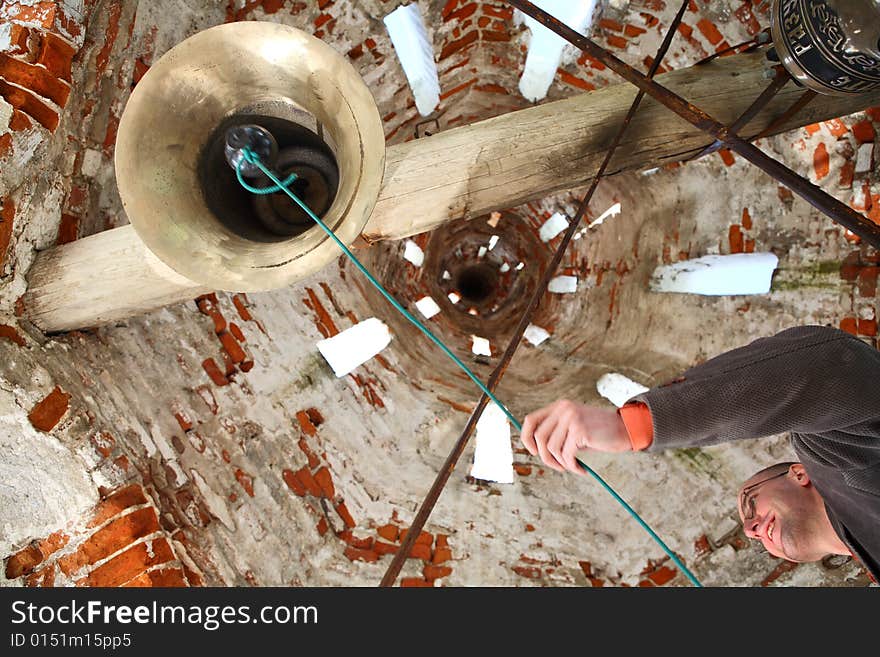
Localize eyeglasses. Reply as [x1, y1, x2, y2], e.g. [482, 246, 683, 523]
[739, 470, 788, 522]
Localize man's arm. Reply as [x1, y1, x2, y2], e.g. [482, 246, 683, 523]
[635, 325, 880, 451]
[520, 325, 880, 473]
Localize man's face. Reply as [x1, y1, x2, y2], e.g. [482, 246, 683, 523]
[737, 465, 828, 563]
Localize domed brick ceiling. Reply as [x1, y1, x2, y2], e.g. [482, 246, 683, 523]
[0, 0, 877, 588]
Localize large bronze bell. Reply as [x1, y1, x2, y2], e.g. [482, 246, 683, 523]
[115, 21, 385, 291]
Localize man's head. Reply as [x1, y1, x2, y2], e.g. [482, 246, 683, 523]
[737, 462, 849, 563]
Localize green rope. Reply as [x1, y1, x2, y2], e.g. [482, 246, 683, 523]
[237, 147, 702, 588]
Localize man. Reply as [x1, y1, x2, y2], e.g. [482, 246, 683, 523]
[520, 325, 880, 581]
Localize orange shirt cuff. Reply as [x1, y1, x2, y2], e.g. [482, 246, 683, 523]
[618, 402, 654, 451]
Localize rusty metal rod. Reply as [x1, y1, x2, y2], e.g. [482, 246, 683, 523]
[378, 0, 691, 588]
[694, 65, 790, 159]
[506, 0, 880, 248]
[751, 89, 818, 142]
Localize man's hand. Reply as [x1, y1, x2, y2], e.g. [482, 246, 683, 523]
[520, 400, 632, 474]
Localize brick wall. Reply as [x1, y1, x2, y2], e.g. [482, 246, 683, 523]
[4, 484, 197, 587]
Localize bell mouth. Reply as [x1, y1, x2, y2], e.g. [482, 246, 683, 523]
[198, 113, 340, 244]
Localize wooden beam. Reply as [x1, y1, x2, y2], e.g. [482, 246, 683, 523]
[23, 51, 880, 332]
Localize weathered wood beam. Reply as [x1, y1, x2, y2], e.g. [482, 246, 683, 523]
[23, 51, 880, 332]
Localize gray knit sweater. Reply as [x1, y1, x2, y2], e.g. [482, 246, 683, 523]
[634, 325, 880, 581]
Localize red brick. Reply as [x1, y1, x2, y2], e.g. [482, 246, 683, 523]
[59, 507, 162, 576]
[558, 69, 595, 91]
[377, 524, 398, 542]
[340, 532, 373, 550]
[297, 438, 320, 469]
[433, 547, 452, 564]
[719, 148, 735, 166]
[624, 24, 646, 38]
[232, 294, 253, 321]
[439, 30, 478, 60]
[852, 120, 876, 144]
[857, 318, 877, 336]
[423, 565, 453, 580]
[813, 142, 830, 180]
[28, 386, 71, 432]
[696, 19, 723, 45]
[37, 32, 76, 83]
[760, 560, 798, 586]
[408, 544, 432, 561]
[123, 567, 188, 587]
[88, 485, 148, 528]
[1, 196, 15, 269]
[400, 529, 433, 546]
[282, 469, 306, 496]
[219, 331, 246, 364]
[313, 466, 335, 498]
[599, 18, 623, 32]
[825, 118, 848, 138]
[76, 538, 174, 587]
[0, 324, 26, 346]
[729, 224, 744, 254]
[316, 517, 328, 536]
[235, 468, 254, 497]
[335, 501, 356, 528]
[0, 53, 70, 106]
[741, 207, 753, 230]
[201, 358, 228, 386]
[294, 467, 323, 498]
[57, 212, 79, 244]
[447, 2, 477, 21]
[858, 266, 878, 297]
[647, 565, 677, 585]
[374, 541, 398, 556]
[229, 322, 246, 342]
[400, 577, 432, 587]
[295, 410, 318, 436]
[839, 160, 855, 189]
[5, 544, 43, 579]
[605, 34, 628, 49]
[513, 565, 542, 579]
[344, 547, 378, 563]
[442, 0, 459, 19]
[840, 317, 858, 335]
[482, 5, 512, 19]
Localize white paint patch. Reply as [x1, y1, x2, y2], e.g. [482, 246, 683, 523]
[855, 143, 874, 174]
[415, 295, 441, 319]
[589, 202, 621, 229]
[0, 97, 12, 130]
[539, 212, 569, 242]
[471, 335, 491, 356]
[516, 262, 525, 271]
[548, 275, 578, 293]
[467, 307, 479, 316]
[477, 246, 487, 258]
[442, 270, 451, 280]
[515, 0, 598, 101]
[488, 235, 499, 250]
[448, 291, 461, 304]
[80, 148, 103, 178]
[499, 262, 510, 273]
[0, 392, 97, 557]
[383, 3, 440, 117]
[317, 318, 393, 377]
[403, 240, 424, 266]
[596, 373, 650, 408]
[469, 402, 514, 483]
[191, 469, 235, 531]
[524, 324, 551, 346]
[649, 253, 779, 295]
